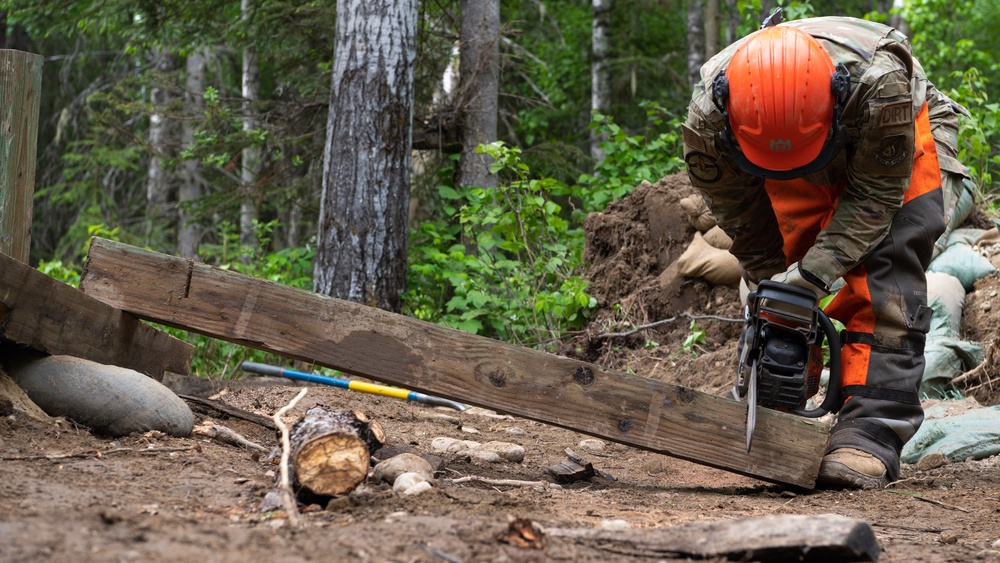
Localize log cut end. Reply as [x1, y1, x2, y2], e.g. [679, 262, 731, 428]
[289, 408, 385, 498]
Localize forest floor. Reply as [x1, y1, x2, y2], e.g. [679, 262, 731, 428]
[3, 174, 1000, 562]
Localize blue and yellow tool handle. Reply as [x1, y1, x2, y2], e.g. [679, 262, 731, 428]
[239, 361, 466, 411]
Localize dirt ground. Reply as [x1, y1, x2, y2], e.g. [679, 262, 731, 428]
[3, 174, 1000, 562]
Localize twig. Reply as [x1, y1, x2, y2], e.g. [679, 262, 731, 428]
[447, 475, 559, 489]
[597, 312, 743, 340]
[871, 522, 944, 534]
[192, 421, 269, 453]
[273, 388, 308, 528]
[179, 394, 277, 430]
[884, 490, 971, 513]
[1, 446, 196, 461]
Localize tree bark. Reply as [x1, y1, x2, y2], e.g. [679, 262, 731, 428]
[313, 0, 417, 312]
[590, 0, 613, 163]
[705, 0, 720, 59]
[240, 0, 261, 255]
[457, 0, 499, 189]
[288, 408, 385, 497]
[146, 47, 177, 249]
[178, 49, 207, 259]
[686, 0, 705, 88]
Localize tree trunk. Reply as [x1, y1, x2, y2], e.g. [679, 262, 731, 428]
[288, 408, 385, 498]
[723, 0, 739, 46]
[313, 0, 417, 312]
[590, 0, 613, 163]
[686, 0, 705, 88]
[705, 0, 720, 59]
[178, 49, 207, 259]
[457, 0, 499, 190]
[240, 0, 261, 255]
[146, 47, 177, 250]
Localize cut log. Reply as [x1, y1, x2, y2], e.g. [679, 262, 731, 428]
[0, 253, 193, 379]
[545, 514, 881, 562]
[80, 238, 830, 488]
[288, 408, 385, 497]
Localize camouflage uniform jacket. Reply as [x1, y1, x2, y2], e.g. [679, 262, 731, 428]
[682, 17, 966, 289]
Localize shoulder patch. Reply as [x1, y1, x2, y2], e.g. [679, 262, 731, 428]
[878, 100, 913, 127]
[685, 152, 723, 184]
[874, 135, 908, 167]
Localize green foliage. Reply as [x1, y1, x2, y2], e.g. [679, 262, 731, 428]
[682, 320, 707, 355]
[405, 142, 596, 347]
[577, 102, 685, 212]
[902, 0, 1000, 208]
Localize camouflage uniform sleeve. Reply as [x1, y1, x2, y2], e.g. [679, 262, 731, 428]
[800, 50, 915, 288]
[682, 91, 786, 283]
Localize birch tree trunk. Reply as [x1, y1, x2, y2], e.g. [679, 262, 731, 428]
[313, 0, 417, 312]
[590, 0, 612, 163]
[457, 0, 499, 189]
[686, 0, 705, 88]
[705, 0, 720, 59]
[146, 47, 177, 248]
[240, 0, 261, 254]
[178, 50, 207, 259]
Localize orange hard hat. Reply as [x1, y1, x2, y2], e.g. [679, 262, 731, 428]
[720, 25, 842, 173]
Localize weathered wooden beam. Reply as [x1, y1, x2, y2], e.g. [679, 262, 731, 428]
[80, 238, 830, 488]
[0, 251, 193, 379]
[0, 49, 43, 263]
[545, 514, 880, 562]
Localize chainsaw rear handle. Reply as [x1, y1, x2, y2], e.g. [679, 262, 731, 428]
[793, 296, 842, 418]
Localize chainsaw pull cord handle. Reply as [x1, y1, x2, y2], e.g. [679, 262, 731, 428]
[792, 307, 843, 418]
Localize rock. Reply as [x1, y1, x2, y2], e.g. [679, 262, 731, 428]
[392, 472, 429, 494]
[480, 441, 526, 463]
[939, 530, 962, 544]
[578, 438, 606, 452]
[372, 453, 434, 484]
[6, 354, 194, 437]
[401, 480, 433, 496]
[505, 427, 526, 435]
[915, 452, 949, 471]
[460, 426, 480, 434]
[469, 449, 503, 463]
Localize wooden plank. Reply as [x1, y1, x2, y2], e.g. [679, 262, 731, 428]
[545, 514, 880, 561]
[80, 238, 830, 488]
[0, 251, 193, 379]
[0, 49, 43, 262]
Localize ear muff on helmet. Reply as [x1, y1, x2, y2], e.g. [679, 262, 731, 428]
[711, 26, 852, 180]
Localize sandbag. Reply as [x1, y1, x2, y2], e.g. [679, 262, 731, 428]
[678, 194, 716, 233]
[902, 404, 1000, 464]
[920, 271, 982, 398]
[676, 232, 740, 286]
[927, 242, 996, 291]
[926, 271, 965, 335]
[5, 354, 194, 437]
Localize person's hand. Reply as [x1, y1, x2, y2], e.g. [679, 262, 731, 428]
[770, 262, 830, 301]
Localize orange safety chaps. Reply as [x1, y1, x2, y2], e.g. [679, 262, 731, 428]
[762, 104, 945, 481]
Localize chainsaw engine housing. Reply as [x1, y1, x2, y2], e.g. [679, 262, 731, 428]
[736, 280, 840, 415]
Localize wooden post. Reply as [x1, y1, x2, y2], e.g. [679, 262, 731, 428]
[0, 49, 43, 262]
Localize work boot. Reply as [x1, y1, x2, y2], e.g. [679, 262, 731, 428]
[817, 448, 889, 490]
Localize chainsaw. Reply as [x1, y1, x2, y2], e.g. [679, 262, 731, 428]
[735, 280, 843, 452]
